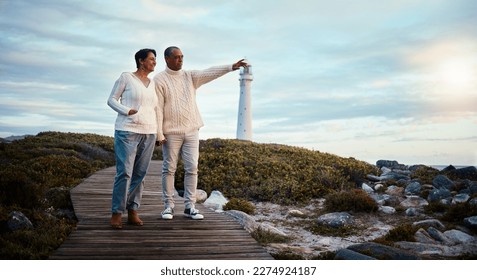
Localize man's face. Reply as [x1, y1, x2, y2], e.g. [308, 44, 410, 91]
[166, 48, 183, 71]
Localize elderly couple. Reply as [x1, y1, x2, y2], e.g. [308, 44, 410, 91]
[107, 46, 247, 229]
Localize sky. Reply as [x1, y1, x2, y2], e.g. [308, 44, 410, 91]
[0, 0, 476, 166]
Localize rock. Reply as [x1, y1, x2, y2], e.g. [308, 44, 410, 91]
[452, 193, 470, 204]
[7, 211, 34, 231]
[427, 227, 453, 245]
[414, 228, 438, 244]
[259, 223, 288, 238]
[427, 188, 452, 202]
[223, 210, 257, 233]
[44, 187, 72, 209]
[441, 165, 456, 172]
[380, 172, 410, 181]
[367, 174, 382, 182]
[443, 229, 474, 244]
[400, 196, 428, 208]
[432, 175, 455, 191]
[361, 183, 374, 193]
[405, 181, 421, 195]
[369, 193, 391, 205]
[54, 208, 76, 220]
[469, 183, 477, 195]
[385, 185, 403, 196]
[347, 242, 421, 260]
[224, 209, 288, 238]
[395, 241, 477, 258]
[316, 212, 353, 228]
[409, 164, 432, 172]
[384, 195, 401, 207]
[376, 160, 406, 169]
[203, 190, 228, 211]
[447, 166, 477, 181]
[413, 219, 446, 230]
[405, 208, 419, 216]
[196, 189, 208, 203]
[470, 198, 477, 206]
[334, 248, 376, 260]
[374, 184, 385, 191]
[287, 209, 305, 217]
[464, 216, 477, 229]
[379, 206, 396, 214]
[440, 198, 451, 207]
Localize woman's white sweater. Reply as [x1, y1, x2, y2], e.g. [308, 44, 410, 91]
[107, 72, 158, 134]
[154, 65, 233, 141]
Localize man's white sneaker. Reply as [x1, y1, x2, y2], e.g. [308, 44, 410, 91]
[184, 208, 204, 220]
[161, 207, 174, 220]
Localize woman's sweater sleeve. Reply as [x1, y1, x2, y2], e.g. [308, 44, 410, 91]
[107, 73, 130, 116]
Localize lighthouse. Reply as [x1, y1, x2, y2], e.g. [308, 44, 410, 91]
[236, 61, 253, 141]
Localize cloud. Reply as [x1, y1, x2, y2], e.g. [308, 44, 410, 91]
[0, 0, 476, 165]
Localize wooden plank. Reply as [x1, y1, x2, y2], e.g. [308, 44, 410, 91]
[50, 160, 273, 260]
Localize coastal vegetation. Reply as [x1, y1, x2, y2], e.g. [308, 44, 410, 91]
[0, 132, 115, 259]
[1, 131, 475, 259]
[0, 131, 378, 259]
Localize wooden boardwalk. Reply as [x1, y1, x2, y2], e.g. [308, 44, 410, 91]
[50, 161, 273, 260]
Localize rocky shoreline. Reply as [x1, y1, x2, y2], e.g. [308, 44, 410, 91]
[205, 160, 477, 259]
[5, 159, 477, 259]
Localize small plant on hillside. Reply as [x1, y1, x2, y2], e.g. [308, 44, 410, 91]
[423, 201, 449, 214]
[0, 131, 115, 259]
[307, 223, 356, 237]
[324, 189, 378, 213]
[441, 202, 477, 223]
[411, 166, 439, 184]
[223, 198, 256, 215]
[176, 138, 379, 206]
[251, 227, 291, 245]
[373, 223, 417, 246]
[272, 251, 305, 260]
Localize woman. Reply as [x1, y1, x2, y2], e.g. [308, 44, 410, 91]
[107, 48, 158, 229]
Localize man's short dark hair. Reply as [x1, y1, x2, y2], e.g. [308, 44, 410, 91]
[164, 46, 179, 58]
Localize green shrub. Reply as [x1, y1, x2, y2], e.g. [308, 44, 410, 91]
[176, 139, 378, 205]
[0, 166, 45, 209]
[441, 202, 477, 223]
[411, 166, 439, 184]
[0, 131, 115, 259]
[251, 227, 290, 245]
[424, 201, 449, 214]
[272, 251, 305, 260]
[373, 223, 416, 245]
[0, 211, 76, 259]
[307, 223, 356, 237]
[324, 189, 378, 213]
[223, 198, 256, 215]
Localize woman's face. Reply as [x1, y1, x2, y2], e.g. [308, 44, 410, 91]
[141, 52, 157, 72]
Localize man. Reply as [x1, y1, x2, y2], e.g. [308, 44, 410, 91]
[154, 46, 247, 220]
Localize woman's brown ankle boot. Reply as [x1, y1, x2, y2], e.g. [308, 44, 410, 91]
[127, 210, 144, 226]
[110, 213, 122, 229]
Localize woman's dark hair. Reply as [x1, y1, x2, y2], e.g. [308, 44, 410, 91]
[135, 48, 156, 68]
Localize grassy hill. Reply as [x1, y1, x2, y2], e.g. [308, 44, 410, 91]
[0, 131, 378, 259]
[180, 138, 378, 205]
[0, 131, 116, 259]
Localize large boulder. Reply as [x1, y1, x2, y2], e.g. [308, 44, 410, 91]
[316, 212, 353, 228]
[347, 242, 421, 260]
[7, 211, 34, 231]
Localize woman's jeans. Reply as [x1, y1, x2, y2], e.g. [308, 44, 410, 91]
[161, 131, 199, 210]
[111, 130, 156, 213]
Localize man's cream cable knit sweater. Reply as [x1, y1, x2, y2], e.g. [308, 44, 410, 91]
[153, 65, 233, 141]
